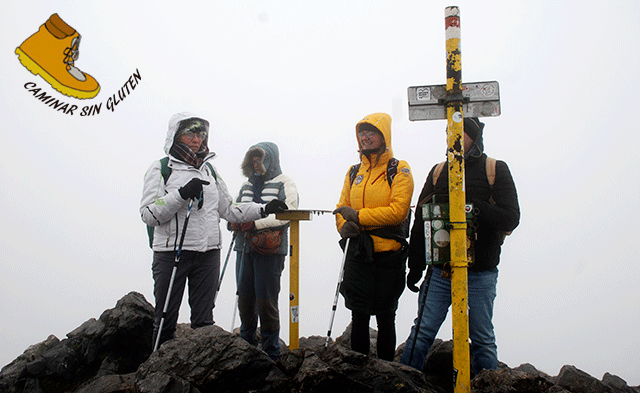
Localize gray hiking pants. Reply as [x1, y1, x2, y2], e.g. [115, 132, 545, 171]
[152, 249, 220, 347]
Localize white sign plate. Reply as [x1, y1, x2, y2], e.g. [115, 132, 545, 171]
[408, 81, 501, 121]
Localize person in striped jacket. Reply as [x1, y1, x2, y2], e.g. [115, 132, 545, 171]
[231, 141, 298, 360]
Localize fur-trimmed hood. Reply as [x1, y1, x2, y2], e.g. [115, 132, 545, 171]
[241, 141, 282, 182]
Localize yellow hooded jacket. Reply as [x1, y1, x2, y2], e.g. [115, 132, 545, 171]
[336, 113, 414, 252]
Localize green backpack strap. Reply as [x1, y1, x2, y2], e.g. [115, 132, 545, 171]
[147, 157, 170, 248]
[159, 157, 217, 183]
[159, 156, 171, 184]
[205, 162, 217, 181]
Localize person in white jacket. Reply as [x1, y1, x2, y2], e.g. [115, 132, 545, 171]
[140, 112, 286, 348]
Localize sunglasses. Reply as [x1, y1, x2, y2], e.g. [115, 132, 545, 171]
[180, 130, 207, 141]
[357, 129, 381, 138]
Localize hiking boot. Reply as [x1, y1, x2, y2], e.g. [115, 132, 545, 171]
[16, 13, 100, 99]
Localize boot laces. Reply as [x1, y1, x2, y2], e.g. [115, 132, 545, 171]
[62, 35, 87, 81]
[63, 35, 81, 66]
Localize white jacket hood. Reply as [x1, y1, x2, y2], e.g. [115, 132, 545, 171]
[164, 112, 210, 156]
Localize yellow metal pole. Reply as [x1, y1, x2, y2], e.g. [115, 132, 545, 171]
[275, 210, 313, 351]
[445, 6, 471, 393]
[289, 219, 300, 350]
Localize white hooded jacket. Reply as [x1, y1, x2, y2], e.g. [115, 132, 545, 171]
[140, 112, 264, 252]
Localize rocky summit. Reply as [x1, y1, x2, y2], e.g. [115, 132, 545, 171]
[1, 292, 637, 393]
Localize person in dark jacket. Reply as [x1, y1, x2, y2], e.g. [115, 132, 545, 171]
[231, 142, 298, 360]
[400, 117, 520, 375]
[334, 112, 414, 361]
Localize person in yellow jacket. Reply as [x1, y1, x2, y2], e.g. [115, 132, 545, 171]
[333, 112, 414, 360]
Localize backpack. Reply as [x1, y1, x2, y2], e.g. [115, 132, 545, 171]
[432, 157, 512, 239]
[146, 157, 217, 248]
[348, 158, 412, 239]
[349, 157, 403, 188]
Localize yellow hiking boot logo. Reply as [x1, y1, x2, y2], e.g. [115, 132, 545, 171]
[16, 13, 100, 100]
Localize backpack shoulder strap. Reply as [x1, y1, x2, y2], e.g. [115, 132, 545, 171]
[431, 159, 495, 187]
[432, 161, 446, 186]
[431, 159, 495, 189]
[350, 158, 402, 188]
[386, 157, 399, 187]
[485, 157, 510, 238]
[485, 156, 496, 187]
[161, 157, 218, 183]
[349, 163, 361, 186]
[148, 157, 171, 249]
[205, 162, 217, 181]
[159, 156, 171, 184]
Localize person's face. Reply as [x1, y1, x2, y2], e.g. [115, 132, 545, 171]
[447, 126, 474, 154]
[358, 129, 384, 152]
[178, 130, 206, 153]
[463, 132, 473, 153]
[253, 156, 266, 175]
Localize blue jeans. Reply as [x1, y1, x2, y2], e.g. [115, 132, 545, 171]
[400, 267, 498, 375]
[236, 250, 285, 360]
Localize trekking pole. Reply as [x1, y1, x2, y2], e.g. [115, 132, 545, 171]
[325, 237, 350, 347]
[214, 232, 237, 305]
[408, 265, 434, 365]
[231, 295, 239, 331]
[153, 197, 195, 353]
[230, 240, 246, 332]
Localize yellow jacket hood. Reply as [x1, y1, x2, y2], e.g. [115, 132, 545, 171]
[337, 112, 414, 253]
[355, 112, 393, 159]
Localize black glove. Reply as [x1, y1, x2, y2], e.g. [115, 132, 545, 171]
[339, 220, 360, 238]
[263, 199, 288, 217]
[333, 206, 359, 223]
[407, 269, 423, 292]
[468, 197, 486, 212]
[179, 178, 210, 200]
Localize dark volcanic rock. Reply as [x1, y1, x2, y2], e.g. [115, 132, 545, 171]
[317, 343, 436, 393]
[0, 292, 153, 393]
[556, 365, 615, 393]
[135, 324, 288, 393]
[471, 368, 560, 393]
[2, 292, 638, 393]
